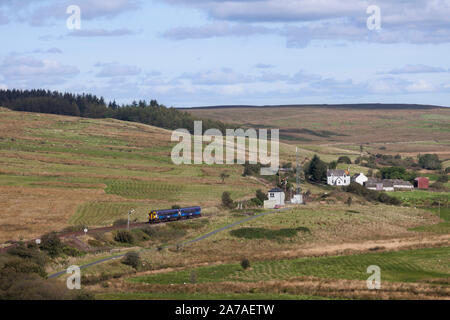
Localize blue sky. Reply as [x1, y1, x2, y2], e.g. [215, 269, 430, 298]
[0, 0, 449, 107]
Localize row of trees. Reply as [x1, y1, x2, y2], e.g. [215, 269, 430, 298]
[0, 89, 229, 133]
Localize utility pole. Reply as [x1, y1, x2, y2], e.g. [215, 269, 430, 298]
[439, 201, 441, 220]
[296, 147, 301, 195]
[127, 209, 135, 231]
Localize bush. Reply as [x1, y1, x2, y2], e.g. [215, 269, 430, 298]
[1, 258, 47, 278]
[328, 160, 338, 169]
[7, 245, 48, 266]
[337, 156, 352, 164]
[62, 246, 84, 257]
[40, 232, 64, 258]
[114, 230, 135, 244]
[222, 191, 235, 209]
[241, 258, 251, 270]
[430, 182, 446, 191]
[345, 182, 401, 206]
[418, 154, 442, 170]
[250, 197, 263, 207]
[437, 174, 449, 183]
[121, 251, 141, 269]
[256, 189, 268, 202]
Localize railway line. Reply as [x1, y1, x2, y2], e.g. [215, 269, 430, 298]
[0, 217, 200, 254]
[48, 207, 290, 279]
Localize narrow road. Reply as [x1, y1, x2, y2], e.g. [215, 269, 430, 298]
[48, 207, 291, 279]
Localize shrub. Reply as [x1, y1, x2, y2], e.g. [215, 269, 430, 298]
[418, 154, 442, 170]
[430, 182, 446, 191]
[250, 197, 263, 207]
[222, 191, 235, 209]
[1, 258, 47, 278]
[337, 156, 352, 164]
[328, 160, 338, 169]
[171, 205, 181, 209]
[40, 232, 64, 258]
[241, 258, 251, 270]
[62, 246, 83, 257]
[114, 230, 135, 244]
[131, 229, 151, 242]
[121, 251, 140, 269]
[256, 189, 268, 202]
[437, 174, 449, 183]
[346, 196, 353, 207]
[7, 245, 48, 266]
[345, 182, 401, 206]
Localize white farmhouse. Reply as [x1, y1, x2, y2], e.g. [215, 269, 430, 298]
[351, 173, 368, 186]
[264, 187, 285, 209]
[327, 169, 351, 186]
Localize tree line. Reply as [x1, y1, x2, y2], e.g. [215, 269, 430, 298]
[0, 89, 229, 133]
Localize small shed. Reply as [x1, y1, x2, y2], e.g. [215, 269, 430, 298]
[264, 187, 285, 208]
[414, 177, 429, 189]
[351, 173, 368, 186]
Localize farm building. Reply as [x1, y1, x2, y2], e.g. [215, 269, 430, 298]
[351, 173, 368, 186]
[364, 178, 413, 192]
[327, 169, 351, 186]
[264, 187, 285, 209]
[414, 177, 429, 189]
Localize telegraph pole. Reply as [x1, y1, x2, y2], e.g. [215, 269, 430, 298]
[296, 147, 300, 195]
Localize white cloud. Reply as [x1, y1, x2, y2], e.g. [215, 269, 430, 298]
[406, 79, 436, 92]
[95, 62, 141, 77]
[383, 64, 449, 74]
[0, 55, 79, 86]
[68, 28, 135, 37]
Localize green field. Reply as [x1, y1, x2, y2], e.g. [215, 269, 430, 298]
[410, 207, 450, 234]
[130, 247, 450, 285]
[97, 292, 330, 300]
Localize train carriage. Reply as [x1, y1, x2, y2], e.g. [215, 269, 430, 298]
[149, 206, 201, 223]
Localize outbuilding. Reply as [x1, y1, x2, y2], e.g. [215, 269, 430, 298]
[414, 177, 429, 189]
[351, 173, 368, 186]
[264, 187, 285, 208]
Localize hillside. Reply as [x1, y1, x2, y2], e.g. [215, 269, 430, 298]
[1, 107, 449, 301]
[0, 108, 263, 242]
[185, 105, 450, 159]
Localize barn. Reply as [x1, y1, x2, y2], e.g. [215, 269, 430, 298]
[414, 177, 429, 189]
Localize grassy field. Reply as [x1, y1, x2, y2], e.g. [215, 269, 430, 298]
[410, 208, 450, 234]
[130, 247, 450, 285]
[0, 108, 265, 241]
[97, 292, 329, 300]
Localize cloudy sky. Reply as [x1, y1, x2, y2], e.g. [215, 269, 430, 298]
[0, 0, 449, 107]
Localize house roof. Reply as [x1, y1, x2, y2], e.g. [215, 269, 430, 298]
[269, 187, 284, 193]
[385, 179, 413, 186]
[327, 169, 348, 177]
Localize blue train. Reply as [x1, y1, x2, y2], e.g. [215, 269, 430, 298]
[148, 206, 202, 223]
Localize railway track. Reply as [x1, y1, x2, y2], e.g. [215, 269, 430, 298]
[48, 208, 290, 279]
[0, 217, 200, 254]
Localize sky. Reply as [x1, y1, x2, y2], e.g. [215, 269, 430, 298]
[0, 0, 449, 107]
